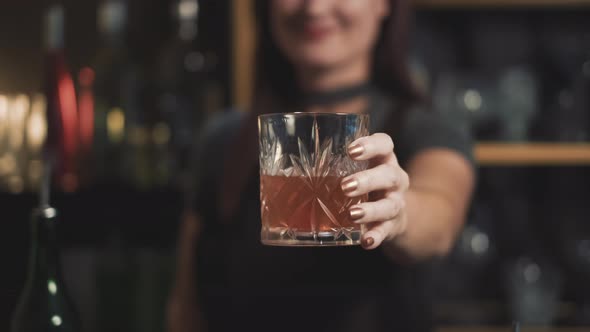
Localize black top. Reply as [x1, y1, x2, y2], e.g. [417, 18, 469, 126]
[190, 90, 474, 332]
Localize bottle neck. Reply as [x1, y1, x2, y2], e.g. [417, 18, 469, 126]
[28, 207, 62, 282]
[45, 5, 64, 52]
[176, 0, 199, 41]
[178, 18, 198, 42]
[98, 0, 128, 49]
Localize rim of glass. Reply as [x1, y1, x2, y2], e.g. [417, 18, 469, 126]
[258, 112, 369, 118]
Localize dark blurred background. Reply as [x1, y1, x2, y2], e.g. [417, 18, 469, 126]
[1, 0, 590, 331]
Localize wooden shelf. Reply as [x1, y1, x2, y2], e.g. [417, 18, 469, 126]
[438, 328, 589, 332]
[414, 0, 590, 9]
[232, 0, 255, 110]
[475, 142, 590, 166]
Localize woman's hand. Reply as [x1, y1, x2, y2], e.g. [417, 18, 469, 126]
[341, 133, 409, 250]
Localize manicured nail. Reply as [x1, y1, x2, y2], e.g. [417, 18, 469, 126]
[349, 206, 365, 220]
[341, 178, 358, 193]
[363, 237, 375, 248]
[348, 143, 365, 158]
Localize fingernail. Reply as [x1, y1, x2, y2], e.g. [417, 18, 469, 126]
[363, 237, 375, 248]
[348, 143, 365, 158]
[349, 206, 365, 220]
[341, 178, 358, 193]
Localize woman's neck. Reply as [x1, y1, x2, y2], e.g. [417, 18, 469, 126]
[305, 95, 369, 114]
[296, 57, 370, 114]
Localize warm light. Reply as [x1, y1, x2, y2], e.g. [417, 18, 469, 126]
[178, 0, 198, 19]
[78, 67, 95, 150]
[107, 107, 125, 143]
[27, 94, 47, 152]
[57, 70, 79, 161]
[28, 160, 44, 187]
[152, 122, 170, 146]
[178, 0, 199, 41]
[0, 95, 8, 143]
[78, 67, 95, 87]
[9, 94, 30, 150]
[7, 175, 24, 194]
[0, 95, 7, 116]
[0, 155, 16, 175]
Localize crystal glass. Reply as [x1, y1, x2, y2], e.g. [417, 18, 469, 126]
[258, 112, 369, 246]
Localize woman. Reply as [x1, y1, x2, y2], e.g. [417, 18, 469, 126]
[168, 0, 475, 331]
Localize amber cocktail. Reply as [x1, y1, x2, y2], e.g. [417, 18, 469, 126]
[258, 113, 369, 246]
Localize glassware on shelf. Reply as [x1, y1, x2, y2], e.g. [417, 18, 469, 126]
[93, 0, 146, 188]
[11, 204, 83, 332]
[503, 256, 563, 326]
[432, 66, 537, 142]
[10, 6, 83, 329]
[154, 0, 220, 190]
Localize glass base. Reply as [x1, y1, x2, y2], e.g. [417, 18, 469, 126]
[261, 227, 361, 247]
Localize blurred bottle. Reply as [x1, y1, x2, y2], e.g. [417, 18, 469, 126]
[11, 8, 82, 330]
[492, 167, 564, 326]
[92, 0, 146, 187]
[11, 205, 83, 332]
[43, 4, 79, 192]
[569, 57, 590, 141]
[503, 256, 563, 326]
[529, 45, 590, 323]
[25, 94, 49, 192]
[529, 25, 590, 142]
[153, 0, 220, 188]
[432, 67, 536, 142]
[558, 202, 590, 325]
[497, 67, 537, 141]
[76, 67, 95, 188]
[550, 57, 590, 318]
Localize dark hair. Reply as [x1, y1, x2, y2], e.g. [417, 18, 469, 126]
[252, 0, 422, 112]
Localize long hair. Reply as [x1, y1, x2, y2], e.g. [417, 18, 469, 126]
[218, 0, 419, 221]
[252, 0, 422, 112]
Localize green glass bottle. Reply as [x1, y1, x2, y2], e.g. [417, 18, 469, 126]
[10, 206, 82, 332]
[11, 5, 82, 331]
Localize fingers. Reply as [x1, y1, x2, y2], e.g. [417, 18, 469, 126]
[348, 133, 396, 163]
[348, 194, 405, 224]
[360, 217, 406, 250]
[341, 164, 409, 197]
[345, 133, 409, 251]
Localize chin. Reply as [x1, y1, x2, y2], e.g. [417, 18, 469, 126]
[291, 49, 344, 70]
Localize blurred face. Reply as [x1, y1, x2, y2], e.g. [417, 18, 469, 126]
[270, 0, 390, 71]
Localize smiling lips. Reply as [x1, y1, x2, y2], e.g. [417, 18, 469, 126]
[300, 23, 334, 41]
